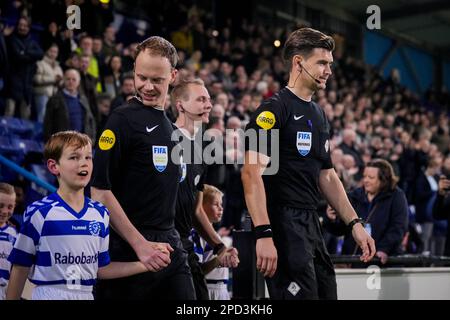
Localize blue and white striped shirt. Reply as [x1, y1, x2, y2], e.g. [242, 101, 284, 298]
[0, 224, 17, 286]
[8, 193, 110, 292]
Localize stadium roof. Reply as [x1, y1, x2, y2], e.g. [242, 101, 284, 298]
[327, 0, 450, 55]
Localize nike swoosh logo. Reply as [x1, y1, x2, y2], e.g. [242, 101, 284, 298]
[146, 125, 159, 133]
[264, 229, 272, 233]
[294, 115, 304, 120]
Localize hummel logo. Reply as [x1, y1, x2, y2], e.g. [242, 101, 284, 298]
[294, 115, 304, 120]
[146, 125, 158, 133]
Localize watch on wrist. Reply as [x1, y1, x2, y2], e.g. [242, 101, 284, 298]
[213, 243, 225, 255]
[347, 218, 364, 231]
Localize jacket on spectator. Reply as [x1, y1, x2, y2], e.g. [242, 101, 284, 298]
[43, 91, 96, 142]
[432, 194, 450, 256]
[33, 56, 63, 96]
[414, 171, 439, 223]
[326, 187, 409, 255]
[7, 32, 43, 102]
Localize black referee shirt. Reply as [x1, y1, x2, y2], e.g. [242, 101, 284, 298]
[173, 126, 207, 242]
[245, 87, 333, 210]
[92, 97, 181, 230]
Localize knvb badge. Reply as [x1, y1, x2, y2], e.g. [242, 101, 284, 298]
[152, 146, 168, 172]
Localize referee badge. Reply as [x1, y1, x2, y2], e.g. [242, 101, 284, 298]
[152, 146, 168, 172]
[296, 131, 312, 156]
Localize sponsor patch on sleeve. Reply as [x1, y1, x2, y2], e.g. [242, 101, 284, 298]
[98, 129, 116, 150]
[256, 111, 276, 130]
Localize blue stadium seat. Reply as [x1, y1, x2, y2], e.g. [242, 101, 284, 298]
[11, 138, 43, 155]
[1, 117, 34, 139]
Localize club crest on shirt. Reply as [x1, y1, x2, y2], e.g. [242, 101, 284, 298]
[180, 155, 187, 182]
[88, 221, 101, 237]
[152, 146, 168, 172]
[296, 131, 311, 156]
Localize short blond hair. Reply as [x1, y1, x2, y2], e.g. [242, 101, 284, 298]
[171, 77, 205, 104]
[202, 184, 223, 205]
[0, 182, 15, 196]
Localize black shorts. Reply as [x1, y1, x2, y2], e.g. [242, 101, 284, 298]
[95, 228, 196, 300]
[267, 207, 337, 300]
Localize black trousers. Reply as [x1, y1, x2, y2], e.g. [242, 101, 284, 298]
[95, 228, 196, 300]
[266, 207, 337, 300]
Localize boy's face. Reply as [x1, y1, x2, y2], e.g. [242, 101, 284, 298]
[49, 143, 93, 191]
[134, 49, 177, 108]
[0, 192, 16, 226]
[204, 194, 223, 224]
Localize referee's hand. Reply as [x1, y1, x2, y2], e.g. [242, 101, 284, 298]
[256, 238, 278, 278]
[136, 241, 174, 272]
[352, 224, 376, 263]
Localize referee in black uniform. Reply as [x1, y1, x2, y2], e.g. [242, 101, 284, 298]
[91, 36, 195, 299]
[242, 28, 376, 300]
[172, 78, 239, 300]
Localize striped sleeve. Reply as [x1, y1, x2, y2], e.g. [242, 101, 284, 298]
[8, 209, 42, 267]
[98, 208, 110, 267]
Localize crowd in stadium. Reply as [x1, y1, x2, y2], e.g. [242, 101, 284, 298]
[1, 0, 450, 291]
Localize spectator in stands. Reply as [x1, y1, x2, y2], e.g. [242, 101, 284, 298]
[102, 54, 122, 98]
[339, 128, 364, 172]
[432, 158, 450, 257]
[102, 26, 120, 58]
[33, 43, 63, 123]
[78, 54, 99, 120]
[43, 68, 96, 142]
[110, 74, 135, 111]
[415, 156, 443, 253]
[326, 159, 409, 264]
[5, 16, 43, 119]
[0, 24, 10, 114]
[96, 93, 112, 140]
[76, 35, 100, 91]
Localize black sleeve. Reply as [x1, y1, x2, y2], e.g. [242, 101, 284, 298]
[320, 107, 333, 170]
[432, 194, 450, 220]
[244, 99, 284, 157]
[196, 165, 207, 192]
[91, 111, 131, 190]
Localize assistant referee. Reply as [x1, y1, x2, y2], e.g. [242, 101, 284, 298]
[242, 28, 376, 300]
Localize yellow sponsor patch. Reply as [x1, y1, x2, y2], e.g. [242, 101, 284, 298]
[256, 111, 276, 130]
[98, 129, 116, 150]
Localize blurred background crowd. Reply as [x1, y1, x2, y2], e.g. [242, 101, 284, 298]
[0, 0, 449, 261]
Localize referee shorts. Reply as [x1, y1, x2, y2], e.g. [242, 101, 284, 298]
[266, 207, 337, 300]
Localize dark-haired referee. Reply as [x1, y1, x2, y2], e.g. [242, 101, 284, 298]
[242, 28, 376, 300]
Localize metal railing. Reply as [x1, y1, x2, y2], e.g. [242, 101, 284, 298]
[0, 154, 56, 193]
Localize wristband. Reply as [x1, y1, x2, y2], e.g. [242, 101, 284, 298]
[347, 218, 364, 231]
[213, 243, 225, 255]
[254, 224, 273, 239]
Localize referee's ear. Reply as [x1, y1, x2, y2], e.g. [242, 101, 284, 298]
[170, 68, 178, 85]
